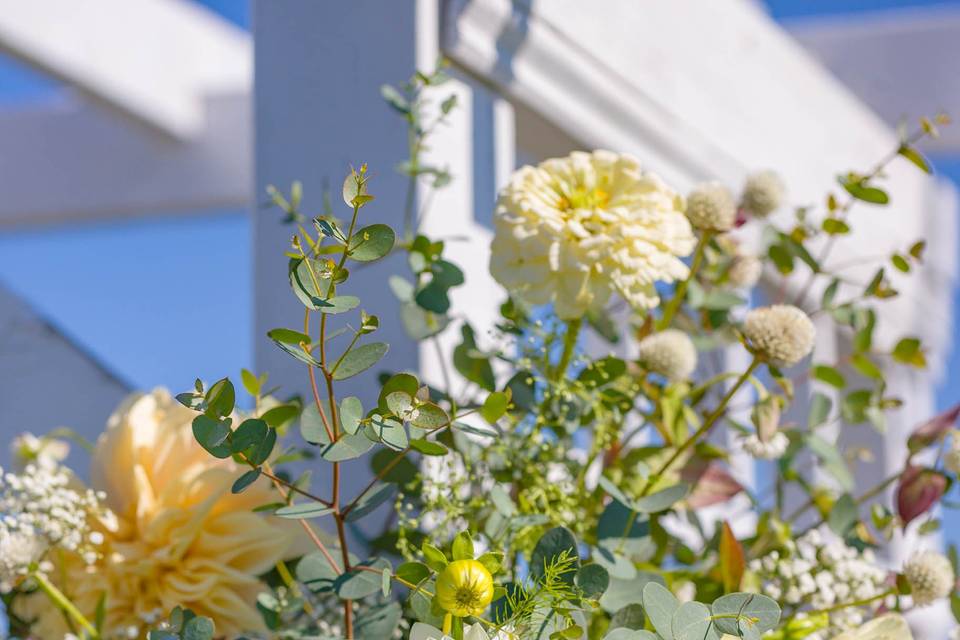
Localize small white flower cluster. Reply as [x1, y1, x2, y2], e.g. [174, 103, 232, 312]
[743, 304, 816, 367]
[0, 463, 103, 592]
[741, 432, 789, 459]
[638, 329, 698, 381]
[750, 529, 889, 638]
[903, 549, 954, 607]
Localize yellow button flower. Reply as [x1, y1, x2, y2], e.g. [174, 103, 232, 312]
[436, 559, 495, 618]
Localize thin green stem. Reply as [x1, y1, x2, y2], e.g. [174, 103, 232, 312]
[32, 571, 100, 639]
[551, 317, 583, 381]
[657, 231, 711, 331]
[641, 357, 760, 497]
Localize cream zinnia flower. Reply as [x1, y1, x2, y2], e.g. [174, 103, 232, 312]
[638, 329, 697, 381]
[743, 304, 815, 367]
[490, 150, 696, 319]
[685, 182, 736, 232]
[903, 550, 954, 607]
[20, 389, 300, 639]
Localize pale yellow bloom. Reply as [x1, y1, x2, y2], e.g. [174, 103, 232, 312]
[490, 150, 695, 319]
[436, 559, 495, 617]
[21, 389, 299, 639]
[833, 614, 913, 640]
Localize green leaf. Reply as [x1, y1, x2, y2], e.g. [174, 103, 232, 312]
[822, 218, 850, 235]
[601, 572, 664, 614]
[231, 469, 261, 494]
[711, 592, 781, 637]
[808, 392, 833, 428]
[899, 144, 932, 173]
[297, 552, 339, 593]
[368, 414, 408, 450]
[192, 415, 232, 459]
[477, 552, 504, 575]
[642, 582, 679, 640]
[395, 561, 430, 587]
[610, 604, 646, 631]
[453, 323, 495, 391]
[828, 493, 858, 536]
[634, 483, 688, 513]
[272, 339, 322, 367]
[267, 328, 311, 345]
[232, 418, 268, 455]
[671, 601, 719, 640]
[321, 432, 374, 461]
[850, 353, 883, 380]
[355, 601, 401, 640]
[840, 176, 890, 205]
[301, 403, 331, 445]
[336, 560, 390, 599]
[333, 342, 389, 380]
[410, 438, 448, 455]
[576, 564, 610, 599]
[422, 543, 448, 572]
[320, 295, 360, 315]
[240, 369, 261, 396]
[893, 337, 926, 367]
[182, 616, 215, 640]
[603, 631, 658, 640]
[274, 503, 334, 519]
[204, 378, 235, 418]
[370, 448, 416, 484]
[452, 531, 474, 561]
[261, 403, 299, 429]
[381, 84, 409, 113]
[348, 224, 396, 262]
[813, 364, 846, 389]
[385, 391, 414, 417]
[345, 483, 395, 522]
[340, 396, 364, 434]
[806, 434, 854, 491]
[530, 526, 579, 584]
[409, 402, 450, 430]
[481, 391, 510, 424]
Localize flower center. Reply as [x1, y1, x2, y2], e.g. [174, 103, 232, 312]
[454, 583, 484, 611]
[556, 185, 610, 212]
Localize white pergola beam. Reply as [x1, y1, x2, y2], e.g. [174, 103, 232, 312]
[0, 0, 250, 139]
[787, 6, 960, 154]
[0, 93, 250, 226]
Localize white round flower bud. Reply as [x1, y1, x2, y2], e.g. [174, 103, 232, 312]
[741, 432, 789, 460]
[638, 329, 697, 382]
[741, 170, 785, 218]
[728, 254, 763, 289]
[904, 550, 954, 606]
[685, 182, 736, 232]
[743, 304, 815, 367]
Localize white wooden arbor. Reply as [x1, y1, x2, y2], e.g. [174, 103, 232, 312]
[0, 1, 957, 635]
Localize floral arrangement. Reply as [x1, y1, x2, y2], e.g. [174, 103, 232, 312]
[2, 66, 958, 640]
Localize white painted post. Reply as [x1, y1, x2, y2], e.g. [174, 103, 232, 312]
[253, 1, 514, 512]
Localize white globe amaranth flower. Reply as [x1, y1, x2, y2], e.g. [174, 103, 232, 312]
[685, 181, 736, 232]
[638, 329, 697, 381]
[728, 254, 763, 289]
[743, 304, 815, 367]
[741, 170, 786, 218]
[903, 549, 954, 606]
[741, 432, 789, 460]
[490, 150, 696, 319]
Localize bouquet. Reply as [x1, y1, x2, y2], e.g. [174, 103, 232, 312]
[2, 65, 957, 640]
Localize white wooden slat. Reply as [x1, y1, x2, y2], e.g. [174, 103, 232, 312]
[0, 93, 250, 227]
[0, 0, 250, 139]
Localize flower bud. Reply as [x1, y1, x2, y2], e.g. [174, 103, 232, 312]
[638, 329, 697, 382]
[743, 305, 815, 367]
[685, 182, 736, 232]
[741, 170, 785, 218]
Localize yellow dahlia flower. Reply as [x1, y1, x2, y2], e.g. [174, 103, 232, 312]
[490, 150, 696, 319]
[436, 559, 495, 617]
[20, 388, 299, 639]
